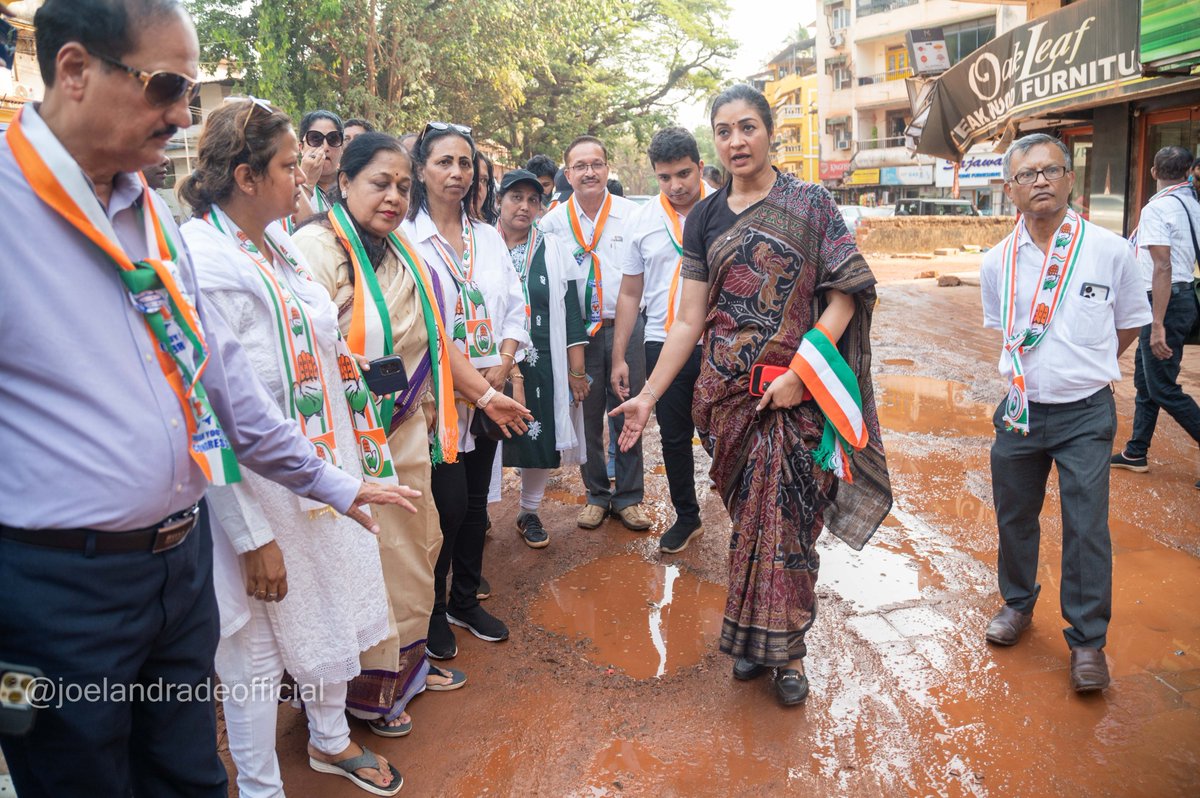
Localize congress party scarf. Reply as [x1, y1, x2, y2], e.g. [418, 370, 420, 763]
[203, 207, 396, 491]
[6, 107, 241, 484]
[497, 219, 539, 332]
[789, 324, 868, 482]
[568, 191, 613, 335]
[430, 217, 496, 359]
[659, 184, 708, 332]
[999, 209, 1085, 434]
[1128, 181, 1194, 249]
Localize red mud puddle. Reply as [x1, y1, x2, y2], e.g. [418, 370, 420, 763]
[531, 553, 726, 679]
[543, 488, 588, 505]
[882, 358, 915, 366]
[877, 374, 993, 437]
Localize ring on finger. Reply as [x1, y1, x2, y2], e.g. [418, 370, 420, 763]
[254, 590, 266, 598]
[267, 593, 278, 600]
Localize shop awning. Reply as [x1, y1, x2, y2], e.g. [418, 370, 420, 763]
[1140, 0, 1200, 74]
[908, 0, 1200, 161]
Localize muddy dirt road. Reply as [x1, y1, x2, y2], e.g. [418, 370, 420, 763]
[263, 260, 1200, 797]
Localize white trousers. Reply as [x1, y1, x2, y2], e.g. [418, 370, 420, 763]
[216, 602, 352, 798]
[520, 467, 551, 513]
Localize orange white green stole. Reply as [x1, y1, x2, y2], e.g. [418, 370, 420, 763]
[568, 191, 613, 335]
[202, 207, 396, 494]
[6, 107, 241, 484]
[999, 210, 1085, 434]
[790, 324, 868, 482]
[659, 184, 707, 332]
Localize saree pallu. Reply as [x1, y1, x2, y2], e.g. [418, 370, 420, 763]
[686, 173, 892, 666]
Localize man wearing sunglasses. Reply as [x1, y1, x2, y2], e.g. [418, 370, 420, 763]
[980, 133, 1149, 695]
[299, 109, 344, 213]
[0, 2, 424, 796]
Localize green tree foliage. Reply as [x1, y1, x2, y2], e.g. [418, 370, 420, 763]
[188, 0, 735, 163]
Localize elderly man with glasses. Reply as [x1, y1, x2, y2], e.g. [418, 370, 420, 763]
[978, 133, 1150, 694]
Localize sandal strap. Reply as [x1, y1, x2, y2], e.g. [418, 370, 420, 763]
[327, 746, 383, 775]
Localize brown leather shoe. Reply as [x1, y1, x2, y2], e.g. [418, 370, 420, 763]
[984, 605, 1032, 646]
[577, 503, 608, 529]
[614, 504, 652, 531]
[1070, 647, 1110, 693]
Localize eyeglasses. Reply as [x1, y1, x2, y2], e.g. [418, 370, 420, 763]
[223, 95, 274, 135]
[569, 161, 608, 175]
[87, 49, 200, 108]
[422, 121, 472, 138]
[303, 129, 344, 148]
[1009, 165, 1069, 186]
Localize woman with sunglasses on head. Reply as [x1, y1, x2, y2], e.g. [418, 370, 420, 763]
[299, 109, 345, 215]
[179, 99, 413, 797]
[293, 132, 532, 733]
[401, 122, 531, 659]
[612, 84, 893, 707]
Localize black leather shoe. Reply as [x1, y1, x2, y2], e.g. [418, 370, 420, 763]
[1070, 647, 1110, 693]
[732, 657, 767, 681]
[774, 669, 809, 706]
[985, 605, 1033, 646]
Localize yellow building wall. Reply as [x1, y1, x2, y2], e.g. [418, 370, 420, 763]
[764, 72, 819, 184]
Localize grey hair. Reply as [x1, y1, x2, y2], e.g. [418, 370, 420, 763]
[1001, 133, 1071, 181]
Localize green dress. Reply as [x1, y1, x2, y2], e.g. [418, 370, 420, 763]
[503, 239, 587, 468]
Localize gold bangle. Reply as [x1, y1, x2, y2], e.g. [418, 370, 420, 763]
[569, 369, 586, 379]
[500, 352, 516, 362]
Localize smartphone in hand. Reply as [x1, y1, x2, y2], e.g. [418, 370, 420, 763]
[363, 355, 409, 396]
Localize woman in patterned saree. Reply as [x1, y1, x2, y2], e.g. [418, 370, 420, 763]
[612, 84, 892, 706]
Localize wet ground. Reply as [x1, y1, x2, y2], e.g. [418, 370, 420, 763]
[257, 259, 1200, 797]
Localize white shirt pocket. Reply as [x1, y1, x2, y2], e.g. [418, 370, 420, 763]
[1062, 285, 1114, 348]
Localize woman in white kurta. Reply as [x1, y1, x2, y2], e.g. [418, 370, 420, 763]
[401, 123, 530, 659]
[179, 99, 407, 797]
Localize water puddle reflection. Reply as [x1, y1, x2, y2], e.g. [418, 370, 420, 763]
[877, 374, 993, 437]
[819, 537, 921, 613]
[532, 553, 726, 679]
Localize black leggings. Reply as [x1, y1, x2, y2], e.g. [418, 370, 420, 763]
[431, 435, 498, 614]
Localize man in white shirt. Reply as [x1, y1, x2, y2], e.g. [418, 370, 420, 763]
[979, 134, 1151, 693]
[612, 127, 709, 552]
[1109, 146, 1200, 487]
[539, 135, 649, 531]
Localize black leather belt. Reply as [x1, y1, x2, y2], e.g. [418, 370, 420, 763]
[0, 504, 200, 555]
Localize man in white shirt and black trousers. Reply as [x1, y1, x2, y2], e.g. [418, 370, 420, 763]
[612, 127, 710, 553]
[979, 133, 1151, 694]
[1109, 145, 1200, 489]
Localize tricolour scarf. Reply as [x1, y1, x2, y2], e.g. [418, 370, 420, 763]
[568, 191, 613, 335]
[790, 324, 869, 482]
[659, 184, 708, 332]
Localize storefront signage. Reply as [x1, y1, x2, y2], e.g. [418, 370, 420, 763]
[907, 28, 951, 76]
[881, 165, 933, 186]
[934, 147, 1003, 187]
[1139, 0, 1200, 73]
[819, 160, 852, 181]
[845, 168, 881, 186]
[912, 0, 1184, 161]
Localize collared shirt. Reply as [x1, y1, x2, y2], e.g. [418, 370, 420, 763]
[401, 208, 530, 452]
[0, 105, 359, 531]
[538, 191, 638, 320]
[1135, 186, 1200, 289]
[622, 194, 697, 343]
[980, 218, 1151, 404]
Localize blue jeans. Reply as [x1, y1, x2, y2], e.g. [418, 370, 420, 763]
[1123, 288, 1200, 458]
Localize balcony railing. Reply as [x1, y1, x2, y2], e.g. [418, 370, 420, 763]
[778, 104, 810, 120]
[856, 0, 918, 17]
[854, 136, 906, 151]
[777, 144, 807, 156]
[857, 69, 913, 86]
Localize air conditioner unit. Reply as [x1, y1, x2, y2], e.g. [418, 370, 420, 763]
[835, 135, 851, 150]
[830, 31, 845, 48]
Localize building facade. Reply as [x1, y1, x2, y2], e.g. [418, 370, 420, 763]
[816, 0, 1025, 209]
[760, 40, 820, 184]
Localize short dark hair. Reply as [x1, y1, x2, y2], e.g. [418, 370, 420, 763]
[177, 98, 293, 217]
[406, 124, 479, 222]
[300, 110, 344, 137]
[343, 118, 375, 133]
[35, 0, 183, 86]
[1193, 157, 1200, 171]
[606, 178, 624, 197]
[1154, 146, 1194, 182]
[525, 154, 557, 180]
[703, 165, 723, 183]
[340, 132, 409, 183]
[564, 135, 607, 166]
[709, 84, 774, 139]
[647, 126, 701, 167]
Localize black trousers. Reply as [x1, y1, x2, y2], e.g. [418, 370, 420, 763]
[645, 341, 703, 527]
[1124, 287, 1200, 457]
[0, 502, 226, 798]
[990, 388, 1116, 649]
[431, 435, 498, 615]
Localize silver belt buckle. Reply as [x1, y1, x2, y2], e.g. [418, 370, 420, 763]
[152, 505, 199, 553]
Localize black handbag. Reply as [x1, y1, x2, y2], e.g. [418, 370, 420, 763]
[469, 382, 514, 442]
[1169, 195, 1200, 346]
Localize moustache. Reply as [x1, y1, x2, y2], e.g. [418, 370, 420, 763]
[153, 126, 179, 139]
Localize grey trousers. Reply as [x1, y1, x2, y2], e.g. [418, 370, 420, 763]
[581, 317, 646, 510]
[990, 387, 1116, 649]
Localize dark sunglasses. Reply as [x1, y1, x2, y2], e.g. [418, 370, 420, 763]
[303, 130, 344, 148]
[88, 49, 200, 108]
[422, 121, 472, 138]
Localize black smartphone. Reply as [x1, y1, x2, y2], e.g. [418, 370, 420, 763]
[363, 355, 408, 396]
[1, 662, 43, 737]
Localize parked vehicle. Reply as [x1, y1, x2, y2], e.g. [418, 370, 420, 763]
[894, 198, 980, 217]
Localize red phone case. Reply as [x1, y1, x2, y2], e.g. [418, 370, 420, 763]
[749, 364, 789, 396]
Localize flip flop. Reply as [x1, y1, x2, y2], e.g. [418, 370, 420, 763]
[366, 714, 412, 738]
[309, 745, 403, 796]
[425, 665, 468, 692]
